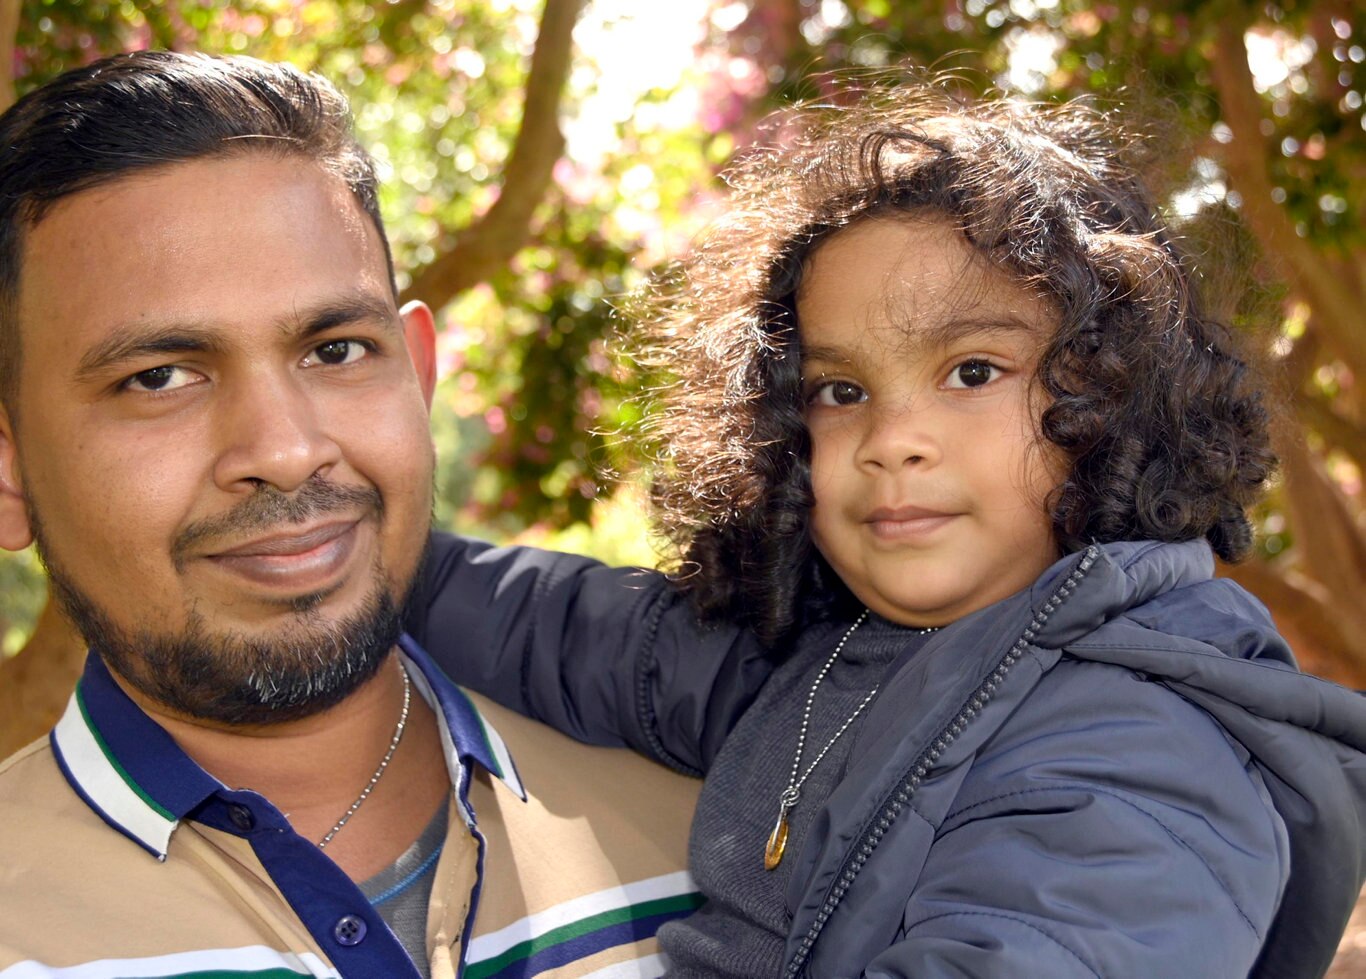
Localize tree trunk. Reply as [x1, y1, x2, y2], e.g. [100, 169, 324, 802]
[1209, 19, 1366, 386]
[0, 0, 18, 114]
[1202, 16, 1366, 677]
[0, 598, 82, 758]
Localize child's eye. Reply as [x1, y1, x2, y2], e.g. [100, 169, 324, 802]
[808, 380, 868, 407]
[302, 339, 372, 367]
[121, 365, 200, 394]
[944, 360, 1001, 389]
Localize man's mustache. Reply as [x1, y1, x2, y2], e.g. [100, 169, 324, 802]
[172, 477, 383, 569]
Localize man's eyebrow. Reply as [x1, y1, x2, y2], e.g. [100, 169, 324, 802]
[75, 324, 226, 382]
[73, 294, 400, 383]
[283, 293, 400, 342]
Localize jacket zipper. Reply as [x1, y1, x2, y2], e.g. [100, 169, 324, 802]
[782, 546, 1100, 979]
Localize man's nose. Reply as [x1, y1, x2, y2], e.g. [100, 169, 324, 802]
[211, 372, 342, 494]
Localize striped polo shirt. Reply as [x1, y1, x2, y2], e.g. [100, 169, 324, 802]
[0, 636, 703, 978]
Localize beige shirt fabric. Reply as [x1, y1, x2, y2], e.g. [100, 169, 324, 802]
[0, 646, 701, 978]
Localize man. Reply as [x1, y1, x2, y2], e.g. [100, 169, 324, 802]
[0, 52, 741, 978]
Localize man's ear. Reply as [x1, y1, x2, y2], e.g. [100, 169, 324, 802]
[0, 405, 33, 551]
[399, 300, 437, 409]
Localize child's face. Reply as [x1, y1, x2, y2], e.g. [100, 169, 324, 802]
[797, 215, 1066, 628]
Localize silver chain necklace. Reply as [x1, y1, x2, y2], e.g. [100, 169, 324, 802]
[317, 662, 411, 849]
[763, 611, 939, 871]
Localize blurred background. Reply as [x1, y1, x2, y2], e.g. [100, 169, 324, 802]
[1, 0, 1364, 966]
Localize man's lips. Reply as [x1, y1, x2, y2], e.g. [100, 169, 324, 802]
[209, 520, 357, 558]
[203, 519, 362, 588]
[864, 505, 959, 541]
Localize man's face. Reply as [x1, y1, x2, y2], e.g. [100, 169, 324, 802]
[0, 154, 437, 723]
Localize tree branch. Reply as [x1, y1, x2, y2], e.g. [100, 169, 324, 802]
[1305, 1, 1351, 103]
[1276, 431, 1366, 667]
[1296, 394, 1366, 475]
[1208, 18, 1366, 382]
[403, 0, 587, 309]
[743, 0, 808, 72]
[0, 0, 20, 114]
[1279, 327, 1366, 473]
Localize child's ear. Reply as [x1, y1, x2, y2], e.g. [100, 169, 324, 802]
[0, 406, 34, 551]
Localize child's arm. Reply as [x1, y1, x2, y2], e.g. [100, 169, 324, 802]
[404, 531, 772, 774]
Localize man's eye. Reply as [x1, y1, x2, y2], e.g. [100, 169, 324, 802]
[306, 339, 370, 367]
[809, 380, 867, 407]
[945, 360, 1000, 389]
[123, 365, 196, 393]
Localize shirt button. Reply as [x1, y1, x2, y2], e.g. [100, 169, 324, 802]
[227, 804, 255, 831]
[334, 914, 367, 946]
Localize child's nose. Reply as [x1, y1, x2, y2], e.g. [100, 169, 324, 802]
[857, 403, 942, 471]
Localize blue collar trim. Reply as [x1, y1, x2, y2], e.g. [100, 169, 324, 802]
[50, 635, 523, 859]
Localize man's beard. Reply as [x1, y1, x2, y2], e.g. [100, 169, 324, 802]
[31, 477, 424, 726]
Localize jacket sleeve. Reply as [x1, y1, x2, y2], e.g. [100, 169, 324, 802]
[404, 531, 772, 774]
[855, 659, 1288, 978]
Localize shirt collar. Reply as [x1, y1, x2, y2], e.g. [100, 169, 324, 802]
[399, 634, 525, 803]
[50, 634, 524, 861]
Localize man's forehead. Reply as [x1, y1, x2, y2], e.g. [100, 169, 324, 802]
[18, 151, 382, 282]
[25, 152, 367, 238]
[16, 154, 389, 337]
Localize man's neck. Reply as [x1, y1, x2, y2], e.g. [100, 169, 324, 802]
[114, 652, 451, 880]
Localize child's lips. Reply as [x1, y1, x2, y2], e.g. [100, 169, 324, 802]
[864, 505, 959, 541]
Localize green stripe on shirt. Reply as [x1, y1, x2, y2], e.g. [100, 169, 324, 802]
[464, 892, 705, 979]
[74, 680, 176, 823]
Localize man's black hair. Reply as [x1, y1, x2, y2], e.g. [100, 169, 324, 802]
[0, 50, 395, 411]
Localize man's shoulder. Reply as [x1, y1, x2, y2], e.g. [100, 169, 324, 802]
[0, 730, 136, 881]
[464, 687, 701, 806]
[462, 685, 701, 878]
[461, 688, 703, 977]
[0, 733, 150, 972]
[0, 730, 341, 978]
[0, 732, 70, 808]
[0, 732, 51, 774]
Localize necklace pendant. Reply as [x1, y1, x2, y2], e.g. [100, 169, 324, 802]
[764, 811, 790, 871]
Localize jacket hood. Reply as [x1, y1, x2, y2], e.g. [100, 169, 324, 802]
[1038, 541, 1366, 978]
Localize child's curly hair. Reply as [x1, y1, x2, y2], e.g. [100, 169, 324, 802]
[635, 80, 1276, 647]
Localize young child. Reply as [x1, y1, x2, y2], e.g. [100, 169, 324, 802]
[418, 83, 1366, 977]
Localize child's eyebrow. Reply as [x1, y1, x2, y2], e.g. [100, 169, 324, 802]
[798, 314, 1042, 367]
[907, 314, 1043, 354]
[799, 343, 853, 367]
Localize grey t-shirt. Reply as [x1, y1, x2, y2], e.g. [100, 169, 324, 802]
[659, 613, 934, 977]
[359, 797, 450, 976]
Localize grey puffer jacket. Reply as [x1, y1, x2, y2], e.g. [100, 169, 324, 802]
[408, 533, 1366, 978]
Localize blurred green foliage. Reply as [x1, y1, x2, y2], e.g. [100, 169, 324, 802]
[3, 0, 1362, 663]
[0, 547, 44, 656]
